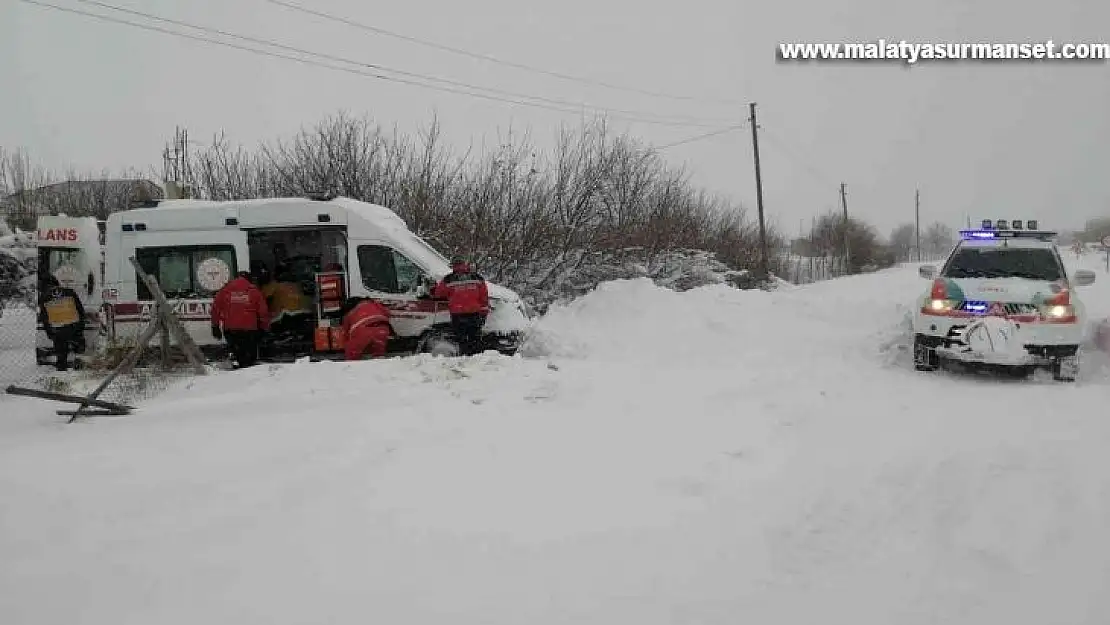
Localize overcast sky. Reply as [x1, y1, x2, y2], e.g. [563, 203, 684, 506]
[3, 0, 1108, 236]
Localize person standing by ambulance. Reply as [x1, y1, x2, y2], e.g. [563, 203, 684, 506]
[340, 296, 391, 360]
[210, 271, 270, 368]
[432, 256, 490, 356]
[37, 274, 87, 371]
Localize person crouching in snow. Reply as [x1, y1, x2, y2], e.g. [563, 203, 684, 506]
[211, 271, 270, 369]
[432, 256, 490, 356]
[341, 297, 391, 360]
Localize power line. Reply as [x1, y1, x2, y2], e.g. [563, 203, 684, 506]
[20, 0, 729, 129]
[758, 126, 839, 191]
[653, 124, 746, 150]
[263, 0, 743, 107]
[71, 0, 735, 128]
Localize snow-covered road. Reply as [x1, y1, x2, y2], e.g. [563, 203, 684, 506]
[3, 258, 1110, 624]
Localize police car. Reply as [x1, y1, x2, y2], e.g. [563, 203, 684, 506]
[912, 219, 1097, 382]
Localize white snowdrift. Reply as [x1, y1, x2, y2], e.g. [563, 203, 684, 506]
[2, 262, 1110, 624]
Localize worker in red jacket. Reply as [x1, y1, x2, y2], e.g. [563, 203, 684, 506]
[211, 271, 270, 368]
[341, 297, 392, 360]
[432, 256, 490, 356]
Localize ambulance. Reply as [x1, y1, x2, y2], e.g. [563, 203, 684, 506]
[101, 195, 530, 359]
[34, 215, 106, 365]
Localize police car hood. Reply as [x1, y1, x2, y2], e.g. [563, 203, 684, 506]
[944, 277, 1060, 303]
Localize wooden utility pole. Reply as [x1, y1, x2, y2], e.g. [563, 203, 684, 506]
[914, 188, 921, 262]
[840, 182, 851, 271]
[748, 103, 770, 281]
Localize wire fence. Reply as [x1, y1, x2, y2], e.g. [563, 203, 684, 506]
[0, 298, 201, 409]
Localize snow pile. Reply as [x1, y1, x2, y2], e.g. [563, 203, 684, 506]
[3, 263, 1110, 624]
[497, 248, 764, 314]
[519, 277, 778, 362]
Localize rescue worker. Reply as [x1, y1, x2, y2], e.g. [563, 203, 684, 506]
[340, 296, 391, 360]
[210, 271, 270, 368]
[262, 263, 312, 336]
[432, 256, 490, 356]
[37, 275, 87, 371]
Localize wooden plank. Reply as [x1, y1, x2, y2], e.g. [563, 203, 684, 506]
[127, 257, 207, 375]
[56, 409, 130, 417]
[159, 302, 171, 368]
[5, 385, 134, 411]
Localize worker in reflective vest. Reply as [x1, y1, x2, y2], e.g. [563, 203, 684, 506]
[341, 297, 391, 360]
[37, 275, 87, 371]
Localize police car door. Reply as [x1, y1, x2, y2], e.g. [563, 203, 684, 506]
[353, 242, 445, 338]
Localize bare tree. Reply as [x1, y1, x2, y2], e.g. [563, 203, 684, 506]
[922, 221, 955, 257]
[889, 223, 916, 261]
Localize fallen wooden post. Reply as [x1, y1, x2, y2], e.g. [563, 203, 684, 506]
[5, 385, 134, 413]
[56, 409, 130, 417]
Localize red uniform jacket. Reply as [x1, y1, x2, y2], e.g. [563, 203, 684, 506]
[433, 269, 490, 315]
[341, 298, 391, 336]
[212, 277, 270, 331]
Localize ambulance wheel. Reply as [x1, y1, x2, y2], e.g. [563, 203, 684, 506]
[419, 329, 460, 358]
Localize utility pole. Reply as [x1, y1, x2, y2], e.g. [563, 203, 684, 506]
[840, 182, 851, 272]
[914, 188, 921, 262]
[749, 103, 770, 281]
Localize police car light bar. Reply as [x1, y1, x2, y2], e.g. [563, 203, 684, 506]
[959, 228, 1056, 241]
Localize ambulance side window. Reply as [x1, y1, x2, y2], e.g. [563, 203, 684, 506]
[357, 245, 425, 294]
[135, 245, 237, 299]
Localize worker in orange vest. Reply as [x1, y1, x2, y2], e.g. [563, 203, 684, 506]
[340, 297, 391, 360]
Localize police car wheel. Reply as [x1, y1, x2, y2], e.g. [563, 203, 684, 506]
[1051, 355, 1079, 383]
[913, 334, 938, 371]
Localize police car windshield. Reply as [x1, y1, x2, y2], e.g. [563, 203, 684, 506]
[943, 247, 1063, 281]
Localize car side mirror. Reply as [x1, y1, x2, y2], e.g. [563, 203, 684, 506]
[1074, 269, 1096, 287]
[918, 265, 937, 279]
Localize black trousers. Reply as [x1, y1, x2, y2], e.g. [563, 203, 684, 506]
[51, 324, 83, 371]
[450, 313, 486, 356]
[224, 329, 262, 368]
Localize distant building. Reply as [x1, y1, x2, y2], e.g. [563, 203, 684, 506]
[1, 179, 164, 229]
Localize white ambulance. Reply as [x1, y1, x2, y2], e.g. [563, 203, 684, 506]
[101, 195, 530, 359]
[34, 215, 106, 365]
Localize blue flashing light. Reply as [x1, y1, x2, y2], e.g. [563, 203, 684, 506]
[961, 229, 998, 240]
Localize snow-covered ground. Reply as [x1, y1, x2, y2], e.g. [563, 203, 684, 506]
[2, 256, 1110, 624]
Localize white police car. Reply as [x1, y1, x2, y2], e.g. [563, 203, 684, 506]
[912, 219, 1097, 382]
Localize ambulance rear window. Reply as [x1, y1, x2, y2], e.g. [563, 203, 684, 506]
[136, 245, 237, 299]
